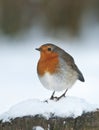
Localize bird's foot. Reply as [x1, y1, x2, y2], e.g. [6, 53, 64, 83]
[50, 95, 54, 100]
[50, 96, 58, 101]
[50, 95, 65, 101]
[50, 89, 67, 101]
[50, 91, 55, 100]
[56, 94, 66, 101]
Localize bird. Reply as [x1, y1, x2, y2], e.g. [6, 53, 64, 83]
[36, 43, 85, 100]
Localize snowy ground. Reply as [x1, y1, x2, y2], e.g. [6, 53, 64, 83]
[0, 97, 97, 122]
[0, 24, 99, 121]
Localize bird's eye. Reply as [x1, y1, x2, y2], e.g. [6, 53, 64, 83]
[48, 47, 51, 51]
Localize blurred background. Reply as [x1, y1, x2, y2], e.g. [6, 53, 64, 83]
[0, 0, 99, 37]
[0, 0, 99, 114]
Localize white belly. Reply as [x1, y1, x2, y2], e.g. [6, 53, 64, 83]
[38, 69, 78, 91]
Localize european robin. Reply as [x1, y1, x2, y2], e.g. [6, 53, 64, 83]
[36, 43, 85, 100]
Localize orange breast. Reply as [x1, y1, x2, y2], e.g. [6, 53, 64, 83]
[37, 52, 59, 76]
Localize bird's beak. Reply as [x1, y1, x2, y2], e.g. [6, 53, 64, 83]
[35, 48, 40, 51]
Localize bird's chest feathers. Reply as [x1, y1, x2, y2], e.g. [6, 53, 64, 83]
[37, 54, 59, 76]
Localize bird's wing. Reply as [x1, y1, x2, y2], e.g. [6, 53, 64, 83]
[58, 48, 85, 82]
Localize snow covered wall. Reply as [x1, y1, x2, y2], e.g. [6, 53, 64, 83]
[0, 97, 97, 122]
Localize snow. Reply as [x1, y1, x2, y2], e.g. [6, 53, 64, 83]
[0, 24, 99, 122]
[0, 97, 98, 122]
[32, 126, 44, 130]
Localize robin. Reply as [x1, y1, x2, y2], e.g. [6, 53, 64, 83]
[36, 43, 85, 100]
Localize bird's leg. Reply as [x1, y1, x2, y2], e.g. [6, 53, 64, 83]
[57, 89, 68, 101]
[50, 91, 55, 100]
